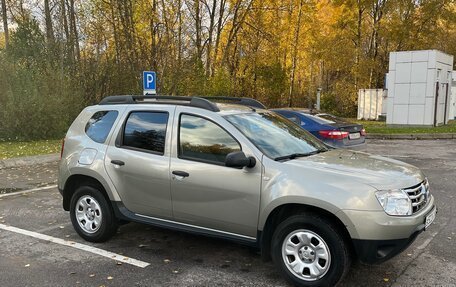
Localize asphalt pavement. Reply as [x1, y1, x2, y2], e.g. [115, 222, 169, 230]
[0, 139, 455, 286]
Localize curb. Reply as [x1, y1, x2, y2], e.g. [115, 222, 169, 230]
[0, 153, 59, 169]
[366, 133, 456, 140]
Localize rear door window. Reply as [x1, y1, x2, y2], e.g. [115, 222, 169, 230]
[122, 112, 169, 154]
[85, 111, 119, 143]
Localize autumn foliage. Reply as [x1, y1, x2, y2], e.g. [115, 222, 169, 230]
[0, 0, 455, 140]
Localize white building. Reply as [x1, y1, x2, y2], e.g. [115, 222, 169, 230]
[386, 50, 454, 126]
[451, 71, 456, 120]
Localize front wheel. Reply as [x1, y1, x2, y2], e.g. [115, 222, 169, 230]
[271, 214, 351, 287]
[70, 186, 118, 242]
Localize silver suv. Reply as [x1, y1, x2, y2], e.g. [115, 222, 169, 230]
[58, 95, 436, 287]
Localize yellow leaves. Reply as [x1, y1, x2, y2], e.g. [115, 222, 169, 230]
[316, 0, 346, 31]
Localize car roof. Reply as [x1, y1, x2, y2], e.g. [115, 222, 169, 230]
[97, 95, 267, 116]
[216, 103, 264, 115]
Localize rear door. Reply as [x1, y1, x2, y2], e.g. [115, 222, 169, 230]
[169, 107, 262, 238]
[105, 106, 175, 219]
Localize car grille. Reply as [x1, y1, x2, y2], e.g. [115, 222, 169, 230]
[403, 179, 430, 214]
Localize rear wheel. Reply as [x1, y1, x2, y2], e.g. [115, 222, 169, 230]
[271, 214, 351, 287]
[70, 186, 118, 242]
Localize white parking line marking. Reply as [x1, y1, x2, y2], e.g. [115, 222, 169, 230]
[416, 231, 439, 250]
[0, 223, 150, 268]
[0, 185, 57, 198]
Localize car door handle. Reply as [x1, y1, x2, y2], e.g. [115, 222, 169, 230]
[111, 160, 125, 166]
[172, 170, 189, 177]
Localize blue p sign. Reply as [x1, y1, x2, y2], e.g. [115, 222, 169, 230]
[143, 71, 156, 92]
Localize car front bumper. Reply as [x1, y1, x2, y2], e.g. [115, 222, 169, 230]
[340, 195, 436, 264]
[352, 229, 422, 264]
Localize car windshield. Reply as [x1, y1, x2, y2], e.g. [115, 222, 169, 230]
[225, 111, 328, 160]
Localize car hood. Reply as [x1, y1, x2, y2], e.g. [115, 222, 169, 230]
[285, 149, 424, 190]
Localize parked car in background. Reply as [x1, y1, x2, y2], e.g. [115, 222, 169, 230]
[271, 108, 366, 148]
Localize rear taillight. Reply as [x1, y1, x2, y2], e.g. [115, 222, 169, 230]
[60, 138, 65, 160]
[360, 128, 366, 136]
[318, 130, 349, 140]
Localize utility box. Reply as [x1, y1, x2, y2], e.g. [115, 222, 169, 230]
[387, 50, 454, 126]
[357, 89, 386, 120]
[451, 71, 456, 120]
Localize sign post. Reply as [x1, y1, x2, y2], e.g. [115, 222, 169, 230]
[143, 71, 157, 95]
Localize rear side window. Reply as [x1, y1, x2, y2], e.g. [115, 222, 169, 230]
[85, 111, 119, 143]
[179, 114, 241, 164]
[123, 112, 168, 154]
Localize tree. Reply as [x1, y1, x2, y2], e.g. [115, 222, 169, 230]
[1, 0, 456, 140]
[1, 0, 8, 48]
[44, 0, 55, 47]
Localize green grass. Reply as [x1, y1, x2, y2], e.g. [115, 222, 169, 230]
[348, 119, 456, 134]
[0, 139, 62, 160]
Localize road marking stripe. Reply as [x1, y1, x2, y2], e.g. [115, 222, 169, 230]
[416, 231, 439, 250]
[0, 185, 57, 198]
[0, 223, 150, 268]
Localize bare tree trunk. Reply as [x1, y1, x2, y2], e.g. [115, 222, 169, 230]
[367, 0, 385, 88]
[108, 0, 121, 64]
[354, 0, 363, 92]
[205, 0, 217, 77]
[61, 0, 69, 42]
[194, 0, 202, 62]
[211, 0, 225, 77]
[1, 0, 8, 49]
[44, 0, 55, 47]
[288, 0, 303, 107]
[150, 0, 157, 69]
[117, 0, 138, 68]
[177, 0, 182, 68]
[68, 0, 80, 62]
[221, 0, 253, 67]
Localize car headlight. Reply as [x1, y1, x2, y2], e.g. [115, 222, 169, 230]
[375, 190, 412, 216]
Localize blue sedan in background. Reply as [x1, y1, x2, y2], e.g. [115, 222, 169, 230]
[271, 108, 366, 148]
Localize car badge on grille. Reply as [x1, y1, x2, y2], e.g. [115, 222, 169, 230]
[421, 184, 428, 201]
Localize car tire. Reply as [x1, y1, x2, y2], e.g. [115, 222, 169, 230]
[271, 213, 351, 287]
[70, 186, 118, 243]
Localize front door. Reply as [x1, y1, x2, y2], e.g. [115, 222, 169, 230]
[170, 109, 262, 238]
[105, 107, 175, 219]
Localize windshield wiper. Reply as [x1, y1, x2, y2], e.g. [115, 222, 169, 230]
[274, 150, 324, 161]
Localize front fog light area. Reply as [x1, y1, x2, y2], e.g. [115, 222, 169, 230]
[375, 190, 412, 216]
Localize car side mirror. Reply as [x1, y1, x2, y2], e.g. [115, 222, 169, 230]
[225, 151, 256, 168]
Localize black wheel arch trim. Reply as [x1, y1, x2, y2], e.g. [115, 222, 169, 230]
[61, 174, 111, 211]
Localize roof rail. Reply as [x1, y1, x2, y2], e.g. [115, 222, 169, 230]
[201, 96, 267, 109]
[99, 95, 220, 112]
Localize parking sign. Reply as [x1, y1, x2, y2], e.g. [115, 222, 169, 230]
[143, 71, 156, 94]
